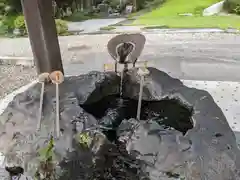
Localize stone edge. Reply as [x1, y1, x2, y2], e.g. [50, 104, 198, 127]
[0, 80, 37, 116]
[0, 74, 74, 116]
[0, 80, 37, 168]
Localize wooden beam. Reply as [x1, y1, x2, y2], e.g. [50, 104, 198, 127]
[21, 0, 64, 75]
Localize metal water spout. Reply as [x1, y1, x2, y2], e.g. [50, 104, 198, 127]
[107, 33, 146, 98]
[107, 33, 146, 73]
[116, 42, 135, 97]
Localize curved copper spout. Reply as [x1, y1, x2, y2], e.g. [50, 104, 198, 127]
[116, 42, 135, 64]
[107, 33, 146, 67]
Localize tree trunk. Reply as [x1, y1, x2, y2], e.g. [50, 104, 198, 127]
[86, 0, 92, 10]
[81, 0, 83, 11]
[133, 0, 137, 12]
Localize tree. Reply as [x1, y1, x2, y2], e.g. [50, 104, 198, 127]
[224, 0, 240, 14]
[0, 0, 22, 14]
[133, 0, 137, 11]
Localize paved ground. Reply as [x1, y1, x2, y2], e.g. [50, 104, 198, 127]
[0, 66, 36, 99]
[0, 32, 240, 99]
[67, 18, 125, 33]
[183, 80, 240, 145]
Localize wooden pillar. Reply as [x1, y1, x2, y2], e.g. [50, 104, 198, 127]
[21, 0, 64, 75]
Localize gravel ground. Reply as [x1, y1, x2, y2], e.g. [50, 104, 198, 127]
[0, 65, 36, 99]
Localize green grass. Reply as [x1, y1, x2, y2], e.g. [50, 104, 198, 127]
[141, 0, 221, 17]
[134, 0, 240, 29]
[136, 16, 240, 29]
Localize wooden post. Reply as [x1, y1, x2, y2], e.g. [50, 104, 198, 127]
[21, 0, 64, 75]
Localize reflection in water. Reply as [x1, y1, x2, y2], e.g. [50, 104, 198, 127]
[120, 70, 124, 97]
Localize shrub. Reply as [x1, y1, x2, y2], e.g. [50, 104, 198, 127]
[139, 0, 166, 10]
[12, 15, 27, 36]
[64, 11, 100, 22]
[109, 0, 120, 9]
[1, 15, 17, 32]
[0, 0, 22, 14]
[1, 16, 69, 36]
[224, 0, 240, 15]
[55, 19, 68, 35]
[14, 15, 26, 30]
[193, 6, 207, 15]
[64, 12, 89, 22]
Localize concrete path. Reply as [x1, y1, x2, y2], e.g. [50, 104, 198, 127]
[67, 18, 125, 33]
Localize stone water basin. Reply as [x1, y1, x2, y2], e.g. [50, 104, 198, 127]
[0, 67, 239, 179]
